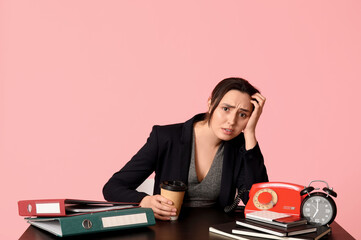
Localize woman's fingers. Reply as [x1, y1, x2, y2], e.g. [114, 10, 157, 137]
[139, 195, 177, 220]
[251, 93, 266, 109]
[154, 213, 172, 221]
[154, 194, 173, 206]
[248, 93, 266, 121]
[244, 93, 266, 135]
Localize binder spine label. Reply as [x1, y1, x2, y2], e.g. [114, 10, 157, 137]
[102, 213, 148, 228]
[36, 203, 61, 214]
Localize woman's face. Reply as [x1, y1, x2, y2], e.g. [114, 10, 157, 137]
[209, 90, 253, 141]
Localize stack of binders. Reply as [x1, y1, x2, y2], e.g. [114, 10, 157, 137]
[18, 199, 156, 237]
[210, 210, 331, 240]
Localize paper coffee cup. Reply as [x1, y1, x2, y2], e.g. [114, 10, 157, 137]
[160, 180, 187, 220]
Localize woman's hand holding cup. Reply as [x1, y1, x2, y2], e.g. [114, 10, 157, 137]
[139, 195, 177, 221]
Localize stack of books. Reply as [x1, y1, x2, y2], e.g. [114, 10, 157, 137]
[209, 210, 331, 240]
[18, 198, 156, 237]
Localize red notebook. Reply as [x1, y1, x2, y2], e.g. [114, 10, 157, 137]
[18, 199, 138, 217]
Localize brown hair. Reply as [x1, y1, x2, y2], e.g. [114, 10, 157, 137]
[206, 77, 260, 123]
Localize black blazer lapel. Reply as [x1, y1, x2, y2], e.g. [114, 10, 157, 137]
[219, 141, 237, 207]
[179, 114, 207, 183]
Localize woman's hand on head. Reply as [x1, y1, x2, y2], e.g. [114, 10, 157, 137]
[243, 93, 266, 149]
[139, 195, 177, 221]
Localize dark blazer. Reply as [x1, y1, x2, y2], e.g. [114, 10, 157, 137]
[103, 113, 268, 207]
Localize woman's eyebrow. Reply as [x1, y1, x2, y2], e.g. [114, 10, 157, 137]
[221, 103, 250, 112]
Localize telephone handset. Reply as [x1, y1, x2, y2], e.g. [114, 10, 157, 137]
[245, 182, 306, 216]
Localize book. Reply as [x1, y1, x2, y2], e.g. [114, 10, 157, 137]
[236, 219, 317, 237]
[246, 211, 307, 228]
[18, 199, 137, 217]
[210, 221, 331, 240]
[26, 207, 155, 237]
[233, 224, 332, 240]
[210, 222, 252, 240]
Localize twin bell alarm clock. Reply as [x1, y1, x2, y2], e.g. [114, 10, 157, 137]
[300, 180, 337, 226]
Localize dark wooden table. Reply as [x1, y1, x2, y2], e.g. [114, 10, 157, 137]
[19, 207, 355, 240]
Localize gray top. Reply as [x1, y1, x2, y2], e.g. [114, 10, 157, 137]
[183, 135, 224, 207]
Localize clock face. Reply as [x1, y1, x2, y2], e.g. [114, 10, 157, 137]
[301, 193, 336, 225]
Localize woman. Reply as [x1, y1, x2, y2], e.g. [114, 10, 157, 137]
[103, 77, 268, 220]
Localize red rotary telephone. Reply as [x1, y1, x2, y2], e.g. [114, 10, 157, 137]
[245, 182, 306, 216]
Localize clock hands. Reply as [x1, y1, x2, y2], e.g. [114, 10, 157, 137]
[312, 199, 319, 218]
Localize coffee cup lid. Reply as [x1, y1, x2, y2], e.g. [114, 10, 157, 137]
[160, 180, 187, 192]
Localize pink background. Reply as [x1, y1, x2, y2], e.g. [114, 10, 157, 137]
[1, 1, 360, 239]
